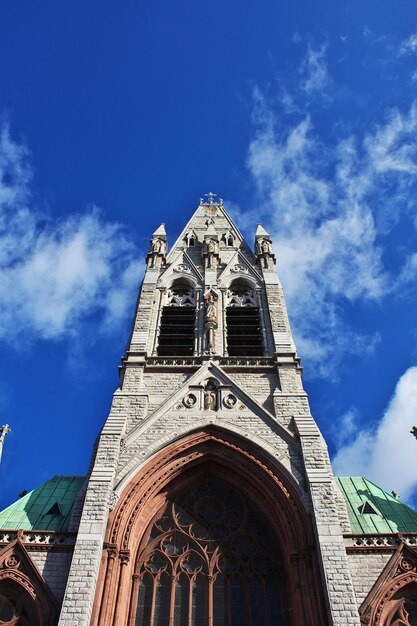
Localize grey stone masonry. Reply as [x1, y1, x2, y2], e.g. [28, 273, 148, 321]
[58, 416, 127, 626]
[294, 416, 361, 625]
[58, 199, 369, 625]
[347, 552, 392, 605]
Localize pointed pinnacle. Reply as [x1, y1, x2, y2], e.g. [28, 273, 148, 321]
[152, 223, 167, 238]
[255, 224, 271, 238]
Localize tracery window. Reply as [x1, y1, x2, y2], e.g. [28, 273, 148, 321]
[133, 478, 286, 626]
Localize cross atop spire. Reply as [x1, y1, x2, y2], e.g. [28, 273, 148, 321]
[200, 192, 223, 207]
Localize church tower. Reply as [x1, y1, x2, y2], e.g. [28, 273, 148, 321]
[57, 195, 361, 626]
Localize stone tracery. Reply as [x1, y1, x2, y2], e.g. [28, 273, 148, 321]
[133, 478, 286, 626]
[95, 429, 326, 626]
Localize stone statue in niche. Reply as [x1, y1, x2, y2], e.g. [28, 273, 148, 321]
[207, 239, 217, 253]
[151, 238, 166, 254]
[204, 292, 218, 352]
[204, 380, 218, 411]
[205, 238, 219, 268]
[260, 239, 272, 254]
[205, 293, 217, 323]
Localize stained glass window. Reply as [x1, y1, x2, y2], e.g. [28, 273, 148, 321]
[133, 478, 286, 625]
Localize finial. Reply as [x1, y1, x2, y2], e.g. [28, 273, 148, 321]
[200, 192, 223, 207]
[204, 192, 217, 205]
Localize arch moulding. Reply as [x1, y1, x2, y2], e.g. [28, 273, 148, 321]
[91, 427, 327, 626]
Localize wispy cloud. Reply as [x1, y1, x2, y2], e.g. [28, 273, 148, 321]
[399, 32, 417, 56]
[333, 367, 417, 501]
[0, 125, 141, 342]
[299, 44, 330, 96]
[245, 46, 417, 376]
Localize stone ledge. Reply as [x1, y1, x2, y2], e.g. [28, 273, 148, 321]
[344, 532, 417, 552]
[0, 529, 77, 550]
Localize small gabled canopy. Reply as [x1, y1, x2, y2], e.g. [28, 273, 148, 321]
[204, 223, 218, 239]
[0, 475, 85, 532]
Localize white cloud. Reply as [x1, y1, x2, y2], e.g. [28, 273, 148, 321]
[333, 367, 417, 501]
[332, 409, 360, 448]
[0, 125, 141, 342]
[299, 44, 330, 96]
[399, 32, 417, 56]
[246, 84, 417, 376]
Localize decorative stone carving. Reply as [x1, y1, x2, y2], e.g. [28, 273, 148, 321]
[205, 293, 217, 324]
[204, 291, 218, 352]
[183, 393, 197, 408]
[173, 263, 192, 274]
[146, 225, 167, 268]
[5, 555, 20, 568]
[260, 239, 272, 254]
[224, 394, 237, 409]
[231, 263, 248, 274]
[203, 224, 220, 269]
[108, 491, 119, 511]
[204, 389, 216, 411]
[204, 380, 218, 411]
[227, 286, 256, 307]
[167, 286, 195, 307]
[151, 238, 165, 254]
[255, 235, 276, 269]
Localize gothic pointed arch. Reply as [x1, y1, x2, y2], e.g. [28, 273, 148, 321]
[0, 538, 58, 626]
[92, 427, 327, 626]
[360, 543, 417, 625]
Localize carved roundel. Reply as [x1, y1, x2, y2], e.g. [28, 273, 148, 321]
[4, 555, 20, 569]
[223, 393, 237, 409]
[183, 393, 197, 408]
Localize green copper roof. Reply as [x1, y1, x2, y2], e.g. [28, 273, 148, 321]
[0, 475, 85, 532]
[336, 477, 417, 534]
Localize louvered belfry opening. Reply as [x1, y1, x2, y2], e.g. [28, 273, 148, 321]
[226, 280, 263, 357]
[157, 281, 196, 357]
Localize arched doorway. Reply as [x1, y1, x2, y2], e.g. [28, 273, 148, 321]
[93, 429, 327, 626]
[132, 476, 286, 626]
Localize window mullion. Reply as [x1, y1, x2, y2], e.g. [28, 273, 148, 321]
[149, 575, 157, 626]
[208, 575, 214, 626]
[188, 575, 193, 626]
[169, 574, 176, 626]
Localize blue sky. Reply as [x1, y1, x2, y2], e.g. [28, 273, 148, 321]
[1, 0, 417, 508]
